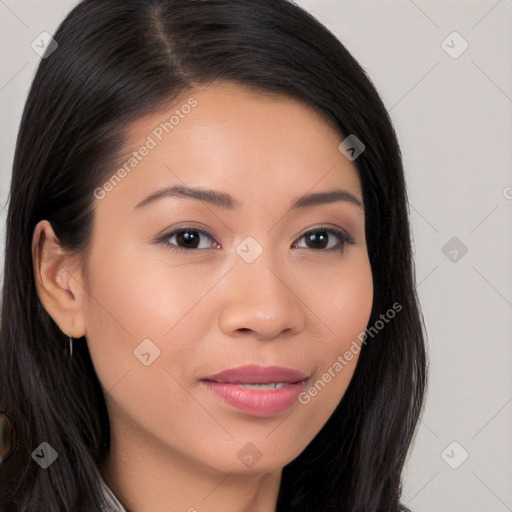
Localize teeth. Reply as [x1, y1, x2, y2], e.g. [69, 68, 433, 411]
[238, 382, 289, 390]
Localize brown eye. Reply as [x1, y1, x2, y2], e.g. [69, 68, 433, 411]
[291, 227, 354, 252]
[157, 226, 354, 253]
[159, 228, 220, 252]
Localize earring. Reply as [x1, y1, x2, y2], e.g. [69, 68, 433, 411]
[68, 336, 73, 361]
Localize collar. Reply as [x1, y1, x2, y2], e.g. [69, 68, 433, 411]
[97, 472, 128, 512]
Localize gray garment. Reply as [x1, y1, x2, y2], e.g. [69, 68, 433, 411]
[97, 473, 127, 512]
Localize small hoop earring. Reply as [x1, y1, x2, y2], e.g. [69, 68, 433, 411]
[68, 336, 74, 361]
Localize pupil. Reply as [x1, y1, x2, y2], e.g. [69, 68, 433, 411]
[178, 230, 199, 248]
[307, 231, 327, 249]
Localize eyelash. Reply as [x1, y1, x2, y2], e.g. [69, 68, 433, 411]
[156, 225, 355, 254]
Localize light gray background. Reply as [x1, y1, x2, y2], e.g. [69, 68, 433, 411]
[1, 1, 511, 510]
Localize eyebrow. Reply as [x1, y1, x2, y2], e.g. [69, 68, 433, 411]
[134, 185, 363, 211]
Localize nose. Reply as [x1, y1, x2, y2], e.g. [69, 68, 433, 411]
[217, 249, 307, 341]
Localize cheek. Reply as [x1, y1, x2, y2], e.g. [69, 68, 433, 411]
[329, 257, 373, 367]
[307, 253, 373, 347]
[82, 249, 219, 392]
[298, 256, 373, 413]
[84, 250, 193, 334]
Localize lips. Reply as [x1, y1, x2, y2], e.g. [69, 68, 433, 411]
[201, 365, 310, 416]
[202, 365, 309, 384]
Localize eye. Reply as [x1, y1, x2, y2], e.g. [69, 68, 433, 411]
[291, 226, 355, 252]
[157, 225, 355, 253]
[158, 227, 221, 251]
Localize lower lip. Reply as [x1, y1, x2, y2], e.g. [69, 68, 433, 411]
[202, 381, 306, 416]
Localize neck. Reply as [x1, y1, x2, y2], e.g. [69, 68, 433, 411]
[99, 414, 283, 512]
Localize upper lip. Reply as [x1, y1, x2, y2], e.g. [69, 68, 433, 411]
[202, 365, 309, 384]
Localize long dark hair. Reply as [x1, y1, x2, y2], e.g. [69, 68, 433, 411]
[0, 0, 427, 510]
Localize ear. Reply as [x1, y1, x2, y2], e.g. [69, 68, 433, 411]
[31, 220, 87, 338]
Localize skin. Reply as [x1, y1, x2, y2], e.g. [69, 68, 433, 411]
[32, 80, 373, 512]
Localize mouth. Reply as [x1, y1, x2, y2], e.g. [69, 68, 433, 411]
[202, 364, 309, 384]
[229, 382, 293, 390]
[201, 365, 309, 416]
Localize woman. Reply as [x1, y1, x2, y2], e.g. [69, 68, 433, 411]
[0, 0, 427, 510]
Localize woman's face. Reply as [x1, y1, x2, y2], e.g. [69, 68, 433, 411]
[80, 80, 373, 474]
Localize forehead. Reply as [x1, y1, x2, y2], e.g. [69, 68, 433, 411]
[101, 80, 362, 213]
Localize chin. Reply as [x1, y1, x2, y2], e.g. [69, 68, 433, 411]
[196, 440, 305, 476]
